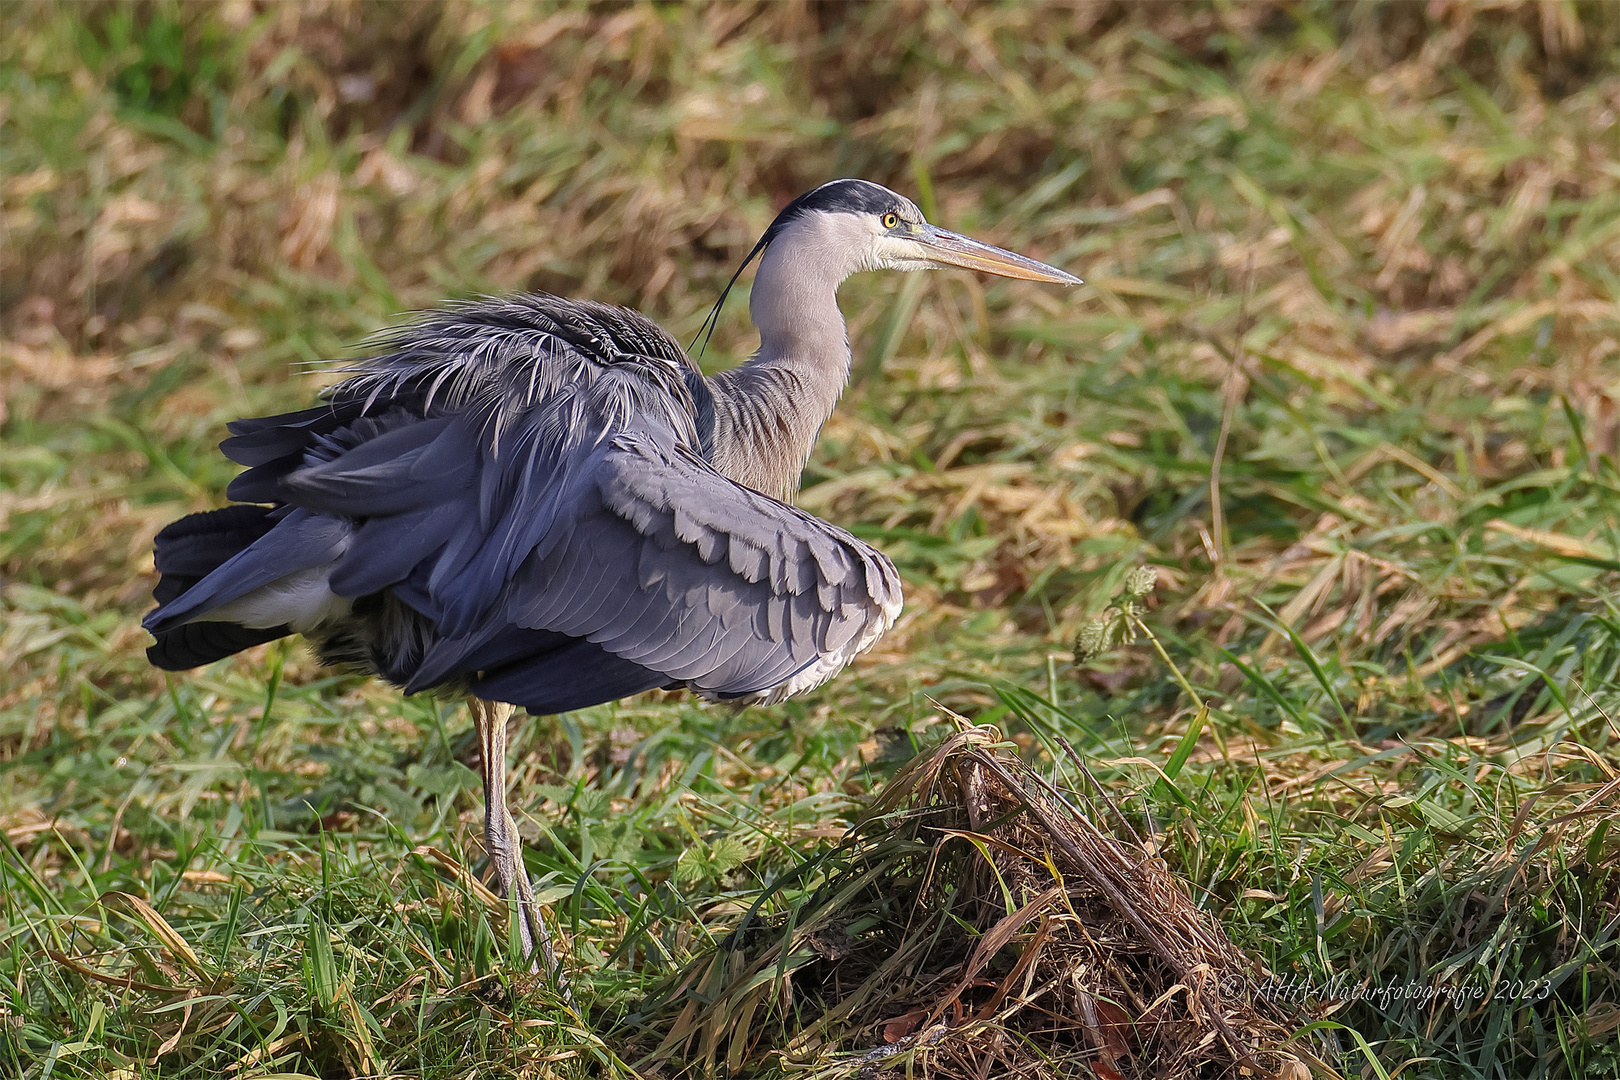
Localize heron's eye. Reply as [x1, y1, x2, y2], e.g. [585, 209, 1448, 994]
[882, 212, 899, 229]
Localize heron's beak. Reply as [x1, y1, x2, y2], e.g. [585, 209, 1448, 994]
[911, 223, 1081, 285]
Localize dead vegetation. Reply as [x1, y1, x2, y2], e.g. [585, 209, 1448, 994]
[632, 723, 1302, 1079]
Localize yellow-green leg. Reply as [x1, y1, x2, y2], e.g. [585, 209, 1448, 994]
[470, 698, 568, 1000]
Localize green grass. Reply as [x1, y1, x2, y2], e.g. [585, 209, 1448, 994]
[3, 2, 1619, 1077]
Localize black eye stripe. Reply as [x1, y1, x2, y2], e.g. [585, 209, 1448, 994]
[762, 180, 913, 244]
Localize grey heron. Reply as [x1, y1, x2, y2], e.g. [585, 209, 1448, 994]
[142, 178, 1079, 989]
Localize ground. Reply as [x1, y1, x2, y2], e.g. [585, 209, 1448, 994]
[2, 3, 1619, 1078]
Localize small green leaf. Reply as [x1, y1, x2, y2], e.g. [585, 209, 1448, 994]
[305, 914, 337, 1009]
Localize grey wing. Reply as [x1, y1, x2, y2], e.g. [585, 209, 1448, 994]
[411, 429, 903, 707]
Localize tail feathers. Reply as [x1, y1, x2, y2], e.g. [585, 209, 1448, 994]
[144, 509, 348, 635]
[145, 504, 294, 670]
[148, 621, 289, 671]
[151, 505, 279, 606]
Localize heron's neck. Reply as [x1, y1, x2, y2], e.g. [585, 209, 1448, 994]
[709, 226, 862, 502]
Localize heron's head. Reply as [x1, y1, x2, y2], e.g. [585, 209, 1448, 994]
[691, 179, 1078, 357]
[761, 179, 1081, 285]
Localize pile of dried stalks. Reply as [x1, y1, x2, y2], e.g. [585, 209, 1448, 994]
[626, 724, 1306, 1079]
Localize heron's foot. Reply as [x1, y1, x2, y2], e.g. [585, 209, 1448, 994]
[504, 850, 572, 1004]
[490, 821, 570, 1001]
[471, 697, 572, 1004]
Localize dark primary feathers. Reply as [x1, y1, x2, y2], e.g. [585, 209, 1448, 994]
[144, 294, 902, 714]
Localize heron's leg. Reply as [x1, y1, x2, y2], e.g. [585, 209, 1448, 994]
[471, 698, 567, 996]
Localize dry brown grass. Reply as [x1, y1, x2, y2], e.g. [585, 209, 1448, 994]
[635, 723, 1302, 1079]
